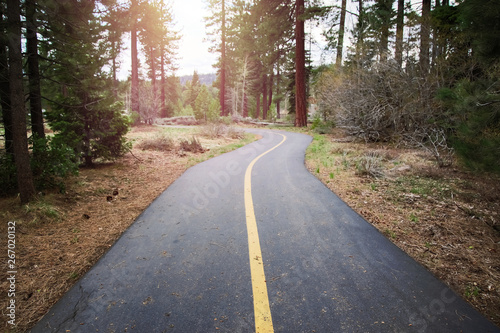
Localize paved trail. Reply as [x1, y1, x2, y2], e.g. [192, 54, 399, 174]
[32, 129, 499, 332]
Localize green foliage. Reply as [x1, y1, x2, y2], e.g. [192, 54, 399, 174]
[311, 115, 335, 134]
[128, 111, 141, 126]
[194, 85, 211, 121]
[0, 136, 79, 195]
[439, 79, 500, 173]
[0, 153, 17, 195]
[459, 0, 500, 67]
[41, 1, 131, 166]
[30, 136, 79, 191]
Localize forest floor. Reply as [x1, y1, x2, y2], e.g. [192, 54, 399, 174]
[1, 123, 499, 331]
[0, 124, 256, 332]
[301, 126, 500, 327]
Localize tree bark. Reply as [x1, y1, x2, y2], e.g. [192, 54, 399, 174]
[131, 0, 139, 115]
[268, 70, 273, 113]
[336, 0, 347, 67]
[295, 0, 307, 127]
[420, 0, 431, 74]
[26, 0, 45, 139]
[379, 0, 393, 62]
[7, 0, 36, 203]
[0, 3, 13, 155]
[395, 0, 404, 67]
[220, 0, 226, 116]
[161, 52, 167, 117]
[262, 74, 268, 119]
[255, 92, 260, 119]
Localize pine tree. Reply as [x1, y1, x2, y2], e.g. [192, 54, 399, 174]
[44, 0, 129, 166]
[7, 0, 36, 203]
[295, 0, 307, 127]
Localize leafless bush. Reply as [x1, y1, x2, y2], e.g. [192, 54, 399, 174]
[226, 126, 244, 139]
[316, 61, 455, 167]
[155, 116, 198, 126]
[356, 151, 385, 178]
[403, 127, 455, 167]
[138, 83, 160, 125]
[136, 134, 174, 151]
[179, 136, 204, 153]
[198, 123, 244, 140]
[198, 122, 227, 139]
[316, 61, 438, 142]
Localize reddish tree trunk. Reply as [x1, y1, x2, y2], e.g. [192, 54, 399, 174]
[220, 0, 226, 116]
[161, 52, 167, 117]
[0, 4, 13, 155]
[131, 0, 139, 114]
[243, 92, 248, 118]
[26, 0, 44, 139]
[8, 0, 35, 203]
[255, 93, 261, 119]
[268, 72, 274, 120]
[295, 0, 307, 127]
[262, 75, 268, 120]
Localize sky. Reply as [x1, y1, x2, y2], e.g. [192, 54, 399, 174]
[117, 0, 217, 80]
[170, 0, 218, 76]
[116, 0, 335, 80]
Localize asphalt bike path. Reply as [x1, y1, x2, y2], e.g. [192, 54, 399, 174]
[31, 129, 499, 332]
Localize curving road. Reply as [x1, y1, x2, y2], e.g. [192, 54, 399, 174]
[31, 129, 499, 332]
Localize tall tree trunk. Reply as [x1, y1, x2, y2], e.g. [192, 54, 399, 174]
[7, 0, 36, 203]
[419, 0, 431, 74]
[355, 0, 365, 68]
[161, 52, 166, 117]
[379, 0, 393, 62]
[395, 0, 404, 67]
[276, 63, 281, 120]
[150, 46, 156, 101]
[26, 0, 44, 139]
[262, 74, 268, 120]
[220, 0, 226, 116]
[268, 70, 273, 112]
[243, 92, 248, 118]
[255, 92, 260, 119]
[131, 0, 139, 115]
[0, 4, 13, 155]
[336, 0, 347, 67]
[295, 0, 307, 127]
[112, 36, 118, 97]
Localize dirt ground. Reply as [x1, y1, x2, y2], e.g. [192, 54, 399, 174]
[1, 124, 499, 331]
[0, 125, 254, 332]
[304, 128, 500, 327]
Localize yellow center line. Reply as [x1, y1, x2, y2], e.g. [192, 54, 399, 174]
[244, 132, 287, 333]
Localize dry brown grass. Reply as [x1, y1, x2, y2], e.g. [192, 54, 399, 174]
[306, 128, 500, 326]
[0, 125, 255, 332]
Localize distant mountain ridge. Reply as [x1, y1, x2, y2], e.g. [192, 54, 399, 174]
[179, 73, 217, 86]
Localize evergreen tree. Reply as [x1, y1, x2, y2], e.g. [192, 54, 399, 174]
[7, 0, 35, 203]
[44, 0, 129, 166]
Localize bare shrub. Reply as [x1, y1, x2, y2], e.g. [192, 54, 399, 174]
[198, 122, 243, 139]
[179, 136, 204, 153]
[316, 61, 455, 167]
[356, 151, 384, 178]
[138, 83, 160, 125]
[403, 127, 455, 167]
[226, 126, 244, 139]
[316, 62, 438, 142]
[155, 116, 198, 126]
[199, 122, 227, 139]
[136, 134, 174, 151]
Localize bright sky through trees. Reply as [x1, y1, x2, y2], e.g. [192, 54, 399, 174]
[171, 0, 218, 75]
